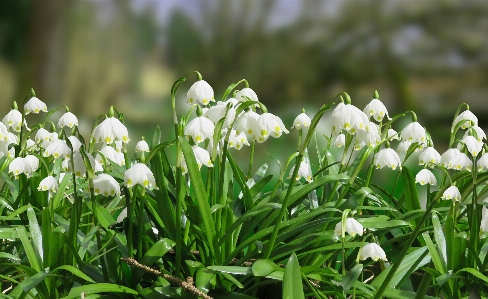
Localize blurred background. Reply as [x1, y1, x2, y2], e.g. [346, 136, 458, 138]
[1, 0, 488, 153]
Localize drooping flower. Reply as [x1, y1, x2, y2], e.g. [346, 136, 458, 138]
[374, 148, 402, 170]
[9, 157, 33, 178]
[292, 112, 311, 130]
[387, 128, 400, 141]
[461, 135, 483, 157]
[24, 155, 39, 172]
[334, 218, 364, 237]
[0, 122, 8, 142]
[0, 140, 9, 158]
[289, 160, 313, 183]
[478, 153, 488, 171]
[235, 87, 258, 103]
[442, 186, 461, 201]
[43, 140, 71, 159]
[234, 110, 259, 140]
[96, 145, 125, 166]
[67, 136, 83, 152]
[35, 128, 53, 144]
[7, 132, 18, 145]
[415, 169, 437, 186]
[124, 163, 157, 190]
[191, 145, 213, 169]
[440, 148, 461, 167]
[184, 116, 215, 144]
[453, 110, 477, 131]
[228, 130, 249, 150]
[255, 113, 289, 143]
[447, 152, 472, 171]
[38, 176, 58, 192]
[364, 98, 390, 122]
[464, 125, 486, 142]
[334, 134, 346, 147]
[204, 102, 236, 129]
[331, 104, 369, 136]
[63, 152, 101, 177]
[400, 122, 427, 144]
[24, 97, 47, 115]
[355, 122, 381, 149]
[419, 147, 441, 167]
[93, 173, 120, 197]
[135, 139, 150, 153]
[58, 112, 78, 128]
[187, 80, 214, 106]
[2, 110, 26, 132]
[92, 117, 130, 144]
[397, 141, 412, 155]
[360, 243, 387, 261]
[481, 205, 488, 234]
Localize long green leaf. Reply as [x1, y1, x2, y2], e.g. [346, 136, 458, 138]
[53, 265, 95, 283]
[283, 253, 305, 299]
[16, 226, 41, 272]
[62, 283, 137, 299]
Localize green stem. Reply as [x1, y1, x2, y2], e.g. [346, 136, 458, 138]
[127, 187, 137, 259]
[248, 141, 255, 178]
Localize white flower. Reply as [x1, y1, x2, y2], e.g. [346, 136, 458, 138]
[453, 110, 477, 131]
[25, 138, 36, 151]
[114, 141, 123, 153]
[38, 176, 58, 192]
[58, 112, 78, 128]
[481, 205, 488, 234]
[204, 102, 236, 129]
[440, 148, 461, 167]
[67, 136, 83, 152]
[0, 122, 8, 142]
[135, 140, 150, 153]
[0, 140, 9, 157]
[191, 145, 213, 168]
[187, 80, 214, 105]
[63, 152, 101, 177]
[236, 87, 258, 103]
[184, 116, 215, 144]
[465, 125, 486, 142]
[360, 243, 387, 261]
[24, 97, 47, 115]
[400, 122, 427, 144]
[292, 112, 311, 130]
[478, 153, 488, 171]
[41, 132, 58, 149]
[387, 129, 400, 141]
[447, 152, 472, 171]
[96, 145, 125, 166]
[24, 155, 39, 172]
[228, 130, 249, 150]
[397, 141, 412, 155]
[442, 186, 461, 201]
[462, 135, 483, 157]
[3, 110, 26, 132]
[9, 157, 33, 178]
[234, 110, 259, 139]
[374, 148, 402, 170]
[334, 218, 364, 237]
[43, 140, 71, 159]
[224, 97, 240, 107]
[124, 163, 157, 190]
[289, 160, 313, 183]
[331, 104, 369, 135]
[7, 132, 18, 145]
[35, 128, 53, 143]
[92, 117, 130, 144]
[355, 122, 381, 148]
[93, 174, 120, 197]
[334, 134, 346, 147]
[255, 113, 289, 143]
[419, 147, 441, 167]
[364, 98, 390, 122]
[415, 169, 437, 186]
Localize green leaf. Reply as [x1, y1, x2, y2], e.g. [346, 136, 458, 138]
[19, 267, 49, 293]
[16, 226, 42, 272]
[53, 265, 95, 283]
[62, 283, 137, 299]
[432, 212, 447, 269]
[402, 167, 421, 225]
[456, 268, 488, 283]
[208, 266, 252, 276]
[252, 259, 281, 276]
[423, 232, 445, 275]
[283, 253, 304, 299]
[382, 287, 438, 299]
[342, 264, 363, 291]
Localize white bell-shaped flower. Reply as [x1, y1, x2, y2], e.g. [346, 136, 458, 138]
[235, 110, 259, 140]
[442, 186, 461, 201]
[184, 116, 215, 144]
[43, 140, 71, 159]
[292, 112, 311, 130]
[24, 97, 47, 115]
[63, 152, 101, 177]
[0, 122, 8, 142]
[331, 104, 369, 136]
[35, 128, 53, 144]
[96, 145, 125, 166]
[135, 140, 150, 153]
[255, 113, 289, 143]
[0, 140, 9, 157]
[67, 136, 83, 152]
[387, 128, 400, 141]
[9, 157, 33, 178]
[24, 155, 39, 172]
[415, 169, 437, 186]
[334, 218, 364, 237]
[447, 152, 472, 171]
[334, 134, 346, 147]
[38, 176, 58, 192]
[355, 122, 381, 148]
[25, 139, 36, 151]
[92, 117, 130, 145]
[464, 125, 486, 142]
[478, 153, 488, 171]
[3, 110, 26, 132]
[453, 110, 477, 130]
[58, 112, 78, 128]
[400, 122, 427, 144]
[481, 205, 488, 234]
[419, 147, 441, 167]
[187, 80, 214, 106]
[191, 145, 213, 169]
[461, 135, 483, 157]
[228, 130, 249, 150]
[224, 97, 240, 107]
[374, 148, 402, 170]
[397, 141, 412, 155]
[364, 98, 390, 122]
[360, 243, 387, 261]
[93, 173, 120, 197]
[440, 148, 461, 167]
[7, 132, 18, 145]
[124, 163, 157, 190]
[204, 102, 236, 129]
[288, 160, 313, 183]
[236, 87, 258, 103]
